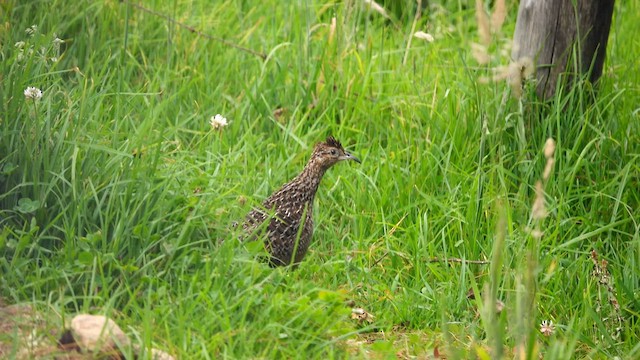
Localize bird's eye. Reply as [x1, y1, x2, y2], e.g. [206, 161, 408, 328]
[330, 149, 339, 156]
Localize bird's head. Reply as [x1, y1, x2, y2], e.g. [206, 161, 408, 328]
[311, 136, 361, 169]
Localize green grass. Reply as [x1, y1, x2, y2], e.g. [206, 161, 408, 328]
[1, 0, 639, 358]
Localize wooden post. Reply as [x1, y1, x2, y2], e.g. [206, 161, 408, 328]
[512, 0, 615, 100]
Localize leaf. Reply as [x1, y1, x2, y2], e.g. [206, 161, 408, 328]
[77, 251, 95, 265]
[15, 198, 41, 214]
[474, 344, 491, 360]
[1, 162, 17, 175]
[245, 239, 267, 255]
[0, 227, 10, 249]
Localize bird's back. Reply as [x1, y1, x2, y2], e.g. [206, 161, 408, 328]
[243, 180, 315, 266]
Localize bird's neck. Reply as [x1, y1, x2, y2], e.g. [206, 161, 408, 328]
[294, 160, 327, 195]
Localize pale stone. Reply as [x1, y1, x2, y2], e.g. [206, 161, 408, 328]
[70, 314, 130, 353]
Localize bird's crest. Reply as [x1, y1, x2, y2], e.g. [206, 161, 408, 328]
[324, 136, 343, 150]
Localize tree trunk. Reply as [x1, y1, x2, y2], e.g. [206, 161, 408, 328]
[512, 0, 615, 100]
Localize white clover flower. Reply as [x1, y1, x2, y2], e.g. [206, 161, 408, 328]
[540, 320, 555, 336]
[414, 31, 434, 42]
[24, 87, 43, 100]
[53, 36, 64, 54]
[25, 25, 38, 37]
[210, 114, 229, 129]
[15, 41, 26, 49]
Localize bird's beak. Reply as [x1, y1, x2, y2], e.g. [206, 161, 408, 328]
[341, 152, 361, 164]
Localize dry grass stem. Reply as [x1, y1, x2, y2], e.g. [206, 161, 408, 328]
[329, 17, 336, 44]
[491, 0, 507, 32]
[475, 0, 491, 46]
[487, 57, 534, 98]
[471, 43, 490, 64]
[543, 138, 556, 180]
[427, 257, 490, 264]
[532, 181, 546, 220]
[543, 158, 555, 181]
[364, 0, 390, 19]
[526, 227, 544, 239]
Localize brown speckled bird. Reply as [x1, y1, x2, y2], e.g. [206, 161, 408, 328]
[243, 136, 360, 267]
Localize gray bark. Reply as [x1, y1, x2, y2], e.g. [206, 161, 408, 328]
[512, 0, 615, 99]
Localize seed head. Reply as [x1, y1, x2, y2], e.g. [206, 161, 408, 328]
[544, 138, 556, 159]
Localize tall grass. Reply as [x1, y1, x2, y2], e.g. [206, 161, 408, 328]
[1, 0, 638, 358]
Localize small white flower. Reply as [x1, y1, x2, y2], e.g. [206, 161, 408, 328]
[210, 114, 228, 129]
[25, 25, 38, 37]
[15, 41, 26, 49]
[414, 31, 434, 42]
[24, 87, 43, 100]
[540, 320, 555, 336]
[53, 36, 64, 53]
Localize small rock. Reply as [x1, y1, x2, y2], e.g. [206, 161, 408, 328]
[70, 314, 130, 354]
[149, 347, 176, 360]
[133, 344, 176, 360]
[350, 307, 374, 324]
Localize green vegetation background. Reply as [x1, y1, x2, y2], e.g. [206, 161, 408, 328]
[1, 0, 638, 358]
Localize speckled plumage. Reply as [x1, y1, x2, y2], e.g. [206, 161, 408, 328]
[243, 136, 360, 267]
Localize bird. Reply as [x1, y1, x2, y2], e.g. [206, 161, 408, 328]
[242, 136, 361, 267]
